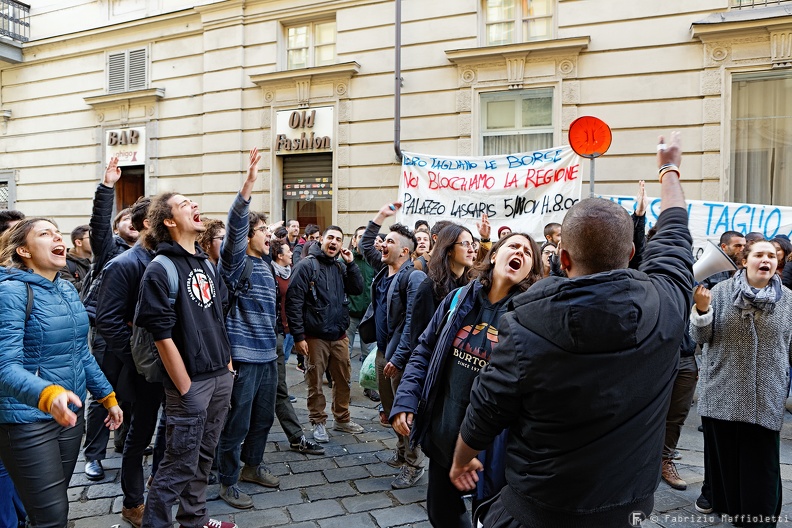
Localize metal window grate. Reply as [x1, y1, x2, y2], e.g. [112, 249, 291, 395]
[0, 182, 9, 210]
[731, 0, 792, 8]
[0, 0, 30, 43]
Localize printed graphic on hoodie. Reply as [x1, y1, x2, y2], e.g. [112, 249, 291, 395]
[187, 268, 215, 309]
[452, 323, 498, 372]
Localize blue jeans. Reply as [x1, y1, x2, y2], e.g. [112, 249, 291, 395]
[217, 361, 278, 486]
[0, 459, 25, 528]
[283, 333, 295, 364]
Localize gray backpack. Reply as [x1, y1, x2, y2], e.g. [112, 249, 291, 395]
[130, 255, 178, 384]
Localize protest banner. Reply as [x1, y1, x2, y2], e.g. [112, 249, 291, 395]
[398, 146, 582, 237]
[606, 195, 792, 258]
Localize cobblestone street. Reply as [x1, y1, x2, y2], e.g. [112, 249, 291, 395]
[68, 355, 792, 528]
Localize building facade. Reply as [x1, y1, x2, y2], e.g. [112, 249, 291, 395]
[0, 0, 790, 237]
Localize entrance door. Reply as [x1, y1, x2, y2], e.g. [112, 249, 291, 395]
[282, 153, 333, 231]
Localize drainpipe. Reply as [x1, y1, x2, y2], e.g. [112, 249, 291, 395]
[394, 0, 403, 161]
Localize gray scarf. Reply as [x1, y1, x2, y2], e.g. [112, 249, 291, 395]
[732, 268, 782, 312]
[271, 261, 291, 280]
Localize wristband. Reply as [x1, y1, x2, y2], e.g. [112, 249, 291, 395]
[659, 166, 680, 183]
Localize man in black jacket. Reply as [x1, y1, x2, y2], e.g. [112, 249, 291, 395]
[83, 157, 138, 481]
[95, 196, 158, 528]
[286, 226, 365, 443]
[134, 192, 235, 528]
[450, 132, 694, 528]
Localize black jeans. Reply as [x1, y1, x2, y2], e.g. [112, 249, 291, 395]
[84, 329, 129, 461]
[275, 334, 304, 443]
[426, 460, 471, 528]
[121, 375, 164, 508]
[0, 413, 85, 528]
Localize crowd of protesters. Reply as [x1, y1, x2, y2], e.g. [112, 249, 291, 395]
[0, 132, 791, 528]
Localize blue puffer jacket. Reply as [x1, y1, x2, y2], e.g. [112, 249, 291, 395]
[0, 267, 113, 424]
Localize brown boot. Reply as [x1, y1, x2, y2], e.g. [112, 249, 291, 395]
[121, 504, 145, 528]
[661, 459, 687, 490]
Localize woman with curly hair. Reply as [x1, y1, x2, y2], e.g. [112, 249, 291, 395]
[392, 232, 542, 528]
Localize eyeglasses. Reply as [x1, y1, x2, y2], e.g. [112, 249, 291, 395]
[454, 241, 474, 249]
[253, 226, 268, 234]
[212, 236, 225, 241]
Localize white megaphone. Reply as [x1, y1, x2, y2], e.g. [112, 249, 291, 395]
[693, 240, 738, 282]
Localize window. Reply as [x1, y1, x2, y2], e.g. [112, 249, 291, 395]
[107, 48, 147, 93]
[730, 72, 792, 205]
[0, 172, 15, 210]
[481, 88, 554, 155]
[484, 0, 553, 46]
[285, 20, 336, 70]
[730, 0, 792, 9]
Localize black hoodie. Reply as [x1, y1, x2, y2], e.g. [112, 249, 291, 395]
[459, 207, 693, 528]
[134, 241, 231, 383]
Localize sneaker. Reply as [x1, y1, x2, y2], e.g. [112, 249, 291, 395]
[661, 459, 687, 490]
[296, 365, 306, 374]
[333, 420, 365, 434]
[180, 520, 239, 528]
[121, 504, 145, 528]
[379, 406, 391, 428]
[385, 451, 405, 468]
[695, 494, 714, 514]
[290, 436, 325, 455]
[391, 464, 425, 489]
[312, 423, 329, 443]
[84, 460, 105, 481]
[289, 394, 297, 403]
[364, 389, 380, 402]
[240, 464, 280, 488]
[219, 484, 253, 509]
[208, 472, 218, 485]
[698, 424, 704, 432]
[672, 450, 682, 460]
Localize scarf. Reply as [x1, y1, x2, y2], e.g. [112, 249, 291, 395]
[271, 261, 291, 280]
[732, 268, 782, 312]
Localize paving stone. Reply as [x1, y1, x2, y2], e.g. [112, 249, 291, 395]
[68, 486, 85, 502]
[344, 442, 386, 455]
[366, 462, 399, 477]
[233, 506, 291, 526]
[335, 452, 381, 467]
[305, 482, 358, 501]
[341, 492, 394, 513]
[101, 457, 123, 470]
[289, 457, 338, 473]
[324, 465, 370, 483]
[251, 489, 306, 509]
[319, 444, 351, 456]
[86, 482, 123, 499]
[282, 523, 320, 528]
[111, 495, 122, 514]
[653, 489, 692, 513]
[326, 433, 361, 446]
[266, 450, 310, 463]
[71, 513, 124, 528]
[68, 498, 114, 519]
[318, 512, 378, 528]
[376, 450, 398, 463]
[278, 471, 327, 490]
[357, 430, 397, 442]
[288, 498, 346, 522]
[390, 484, 428, 505]
[370, 503, 428, 527]
[355, 476, 395, 493]
[206, 496, 255, 516]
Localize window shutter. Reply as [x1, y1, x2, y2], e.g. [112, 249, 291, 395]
[128, 48, 147, 91]
[108, 52, 127, 93]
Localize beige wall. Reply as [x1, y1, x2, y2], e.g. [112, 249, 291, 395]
[1, 0, 788, 239]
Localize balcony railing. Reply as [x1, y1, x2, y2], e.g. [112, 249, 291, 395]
[0, 0, 29, 43]
[731, 0, 792, 8]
